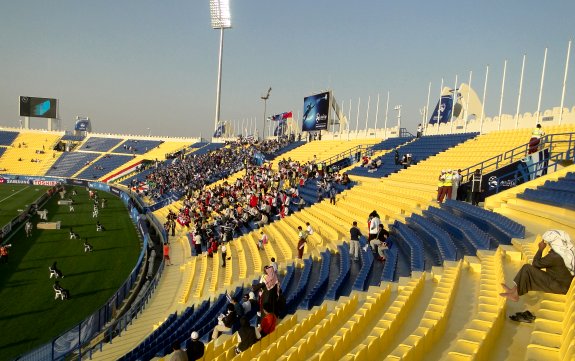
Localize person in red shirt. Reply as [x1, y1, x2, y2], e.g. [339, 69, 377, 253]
[258, 304, 277, 337]
[163, 242, 172, 266]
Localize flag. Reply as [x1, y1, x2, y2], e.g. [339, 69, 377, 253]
[213, 122, 225, 137]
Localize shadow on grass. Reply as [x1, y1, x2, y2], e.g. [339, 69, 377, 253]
[0, 307, 52, 321]
[65, 269, 106, 278]
[72, 287, 115, 299]
[3, 279, 36, 289]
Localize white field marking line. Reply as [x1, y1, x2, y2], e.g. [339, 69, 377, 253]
[0, 186, 31, 203]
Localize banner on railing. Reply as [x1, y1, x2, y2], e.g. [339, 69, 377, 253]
[482, 148, 549, 197]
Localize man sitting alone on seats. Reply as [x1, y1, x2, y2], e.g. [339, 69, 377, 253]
[500, 230, 574, 301]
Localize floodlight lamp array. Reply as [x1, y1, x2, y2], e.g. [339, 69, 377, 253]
[210, 0, 232, 29]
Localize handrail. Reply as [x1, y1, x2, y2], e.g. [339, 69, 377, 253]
[321, 144, 374, 167]
[459, 131, 575, 181]
[492, 147, 575, 194]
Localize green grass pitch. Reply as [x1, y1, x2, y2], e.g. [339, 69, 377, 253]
[0, 185, 141, 360]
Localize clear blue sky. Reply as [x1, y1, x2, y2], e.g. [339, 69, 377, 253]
[0, 0, 573, 137]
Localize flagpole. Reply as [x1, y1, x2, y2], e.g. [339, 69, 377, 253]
[450, 75, 458, 134]
[559, 40, 572, 125]
[424, 82, 431, 132]
[355, 97, 361, 134]
[374, 93, 380, 138]
[515, 54, 526, 129]
[464, 71, 472, 133]
[365, 95, 371, 136]
[480, 65, 489, 134]
[536, 47, 547, 125]
[348, 99, 352, 133]
[438, 78, 443, 134]
[498, 59, 507, 130]
[340, 100, 345, 134]
[384, 91, 389, 138]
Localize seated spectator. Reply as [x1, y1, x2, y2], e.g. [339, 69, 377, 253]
[369, 224, 390, 262]
[258, 304, 277, 337]
[235, 317, 261, 354]
[185, 331, 204, 361]
[169, 341, 187, 361]
[211, 303, 237, 340]
[500, 230, 574, 302]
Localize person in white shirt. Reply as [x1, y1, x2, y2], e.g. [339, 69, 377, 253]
[270, 257, 278, 274]
[368, 211, 381, 242]
[306, 222, 314, 236]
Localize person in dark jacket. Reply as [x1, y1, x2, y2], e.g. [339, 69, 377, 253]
[235, 317, 261, 354]
[211, 304, 237, 340]
[185, 331, 204, 361]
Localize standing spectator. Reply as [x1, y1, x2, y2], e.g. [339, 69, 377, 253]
[528, 123, 545, 154]
[436, 170, 446, 203]
[194, 233, 202, 255]
[297, 226, 308, 259]
[452, 169, 462, 200]
[368, 211, 381, 243]
[416, 123, 423, 138]
[231, 296, 245, 319]
[394, 149, 400, 165]
[186, 332, 204, 361]
[163, 242, 172, 266]
[349, 221, 362, 261]
[235, 317, 261, 354]
[258, 231, 267, 250]
[440, 169, 453, 202]
[0, 244, 11, 264]
[25, 221, 33, 237]
[270, 257, 278, 274]
[329, 185, 337, 205]
[169, 341, 188, 361]
[470, 169, 483, 206]
[221, 243, 227, 268]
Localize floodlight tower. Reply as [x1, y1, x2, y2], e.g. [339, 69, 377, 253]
[210, 0, 232, 133]
[261, 87, 271, 139]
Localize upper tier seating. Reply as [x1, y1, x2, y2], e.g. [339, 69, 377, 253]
[78, 137, 123, 152]
[45, 152, 100, 177]
[0, 131, 19, 146]
[111, 139, 163, 155]
[371, 136, 414, 151]
[75, 154, 133, 179]
[0, 132, 62, 175]
[347, 133, 478, 178]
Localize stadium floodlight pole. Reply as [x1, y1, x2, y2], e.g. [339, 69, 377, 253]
[384, 91, 389, 138]
[464, 71, 472, 133]
[536, 47, 548, 125]
[394, 105, 402, 136]
[261, 87, 271, 139]
[515, 54, 526, 129]
[374, 93, 380, 138]
[498, 59, 507, 131]
[210, 0, 232, 133]
[559, 40, 572, 125]
[480, 65, 489, 134]
[450, 74, 458, 134]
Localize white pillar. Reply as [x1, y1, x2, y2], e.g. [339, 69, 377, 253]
[450, 75, 458, 134]
[498, 59, 507, 130]
[515, 54, 526, 129]
[384, 91, 390, 138]
[480, 65, 489, 134]
[464, 71, 472, 133]
[559, 40, 572, 125]
[536, 47, 548, 125]
[374, 93, 380, 137]
[364, 95, 371, 135]
[355, 97, 360, 133]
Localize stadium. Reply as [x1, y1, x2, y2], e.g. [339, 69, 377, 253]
[1, 2, 575, 361]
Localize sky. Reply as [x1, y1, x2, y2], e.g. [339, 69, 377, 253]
[0, 0, 574, 138]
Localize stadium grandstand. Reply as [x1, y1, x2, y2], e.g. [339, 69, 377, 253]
[0, 100, 574, 361]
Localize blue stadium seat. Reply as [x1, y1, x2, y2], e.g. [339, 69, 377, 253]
[76, 154, 133, 179]
[46, 152, 100, 177]
[0, 130, 19, 146]
[390, 221, 425, 273]
[325, 243, 351, 300]
[79, 137, 123, 152]
[407, 213, 458, 261]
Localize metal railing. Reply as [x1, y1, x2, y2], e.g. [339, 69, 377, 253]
[459, 132, 575, 181]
